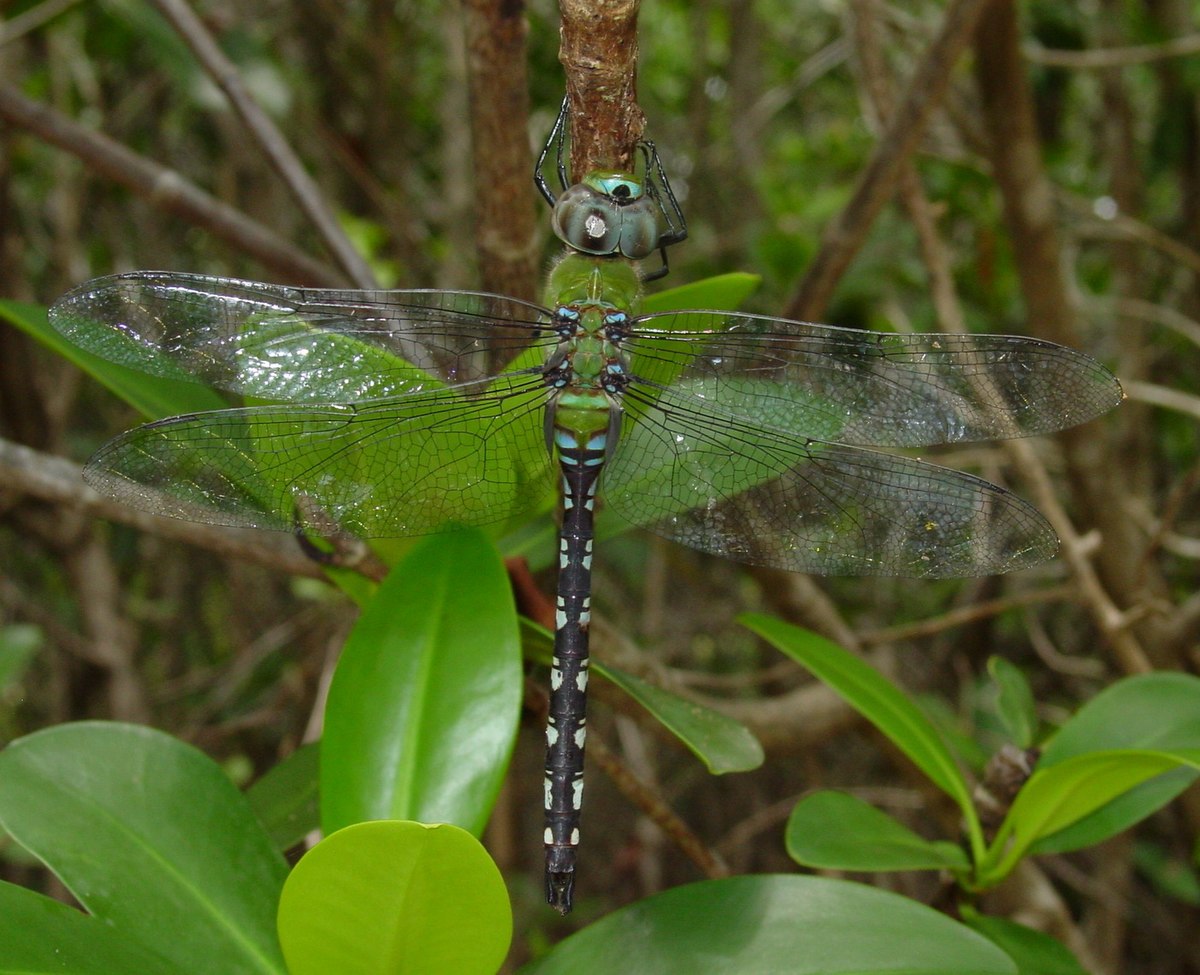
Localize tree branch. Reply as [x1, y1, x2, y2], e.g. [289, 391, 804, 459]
[558, 0, 645, 178]
[0, 85, 343, 287]
[1025, 33, 1200, 69]
[0, 436, 324, 578]
[148, 0, 378, 288]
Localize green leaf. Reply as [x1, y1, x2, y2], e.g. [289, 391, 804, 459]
[277, 821, 511, 975]
[0, 880, 187, 975]
[247, 742, 320, 851]
[1041, 673, 1200, 756]
[640, 272, 761, 314]
[987, 657, 1037, 749]
[1, 299, 226, 420]
[598, 663, 763, 774]
[321, 530, 522, 837]
[741, 614, 982, 857]
[1033, 673, 1200, 854]
[785, 791, 970, 873]
[960, 907, 1088, 975]
[980, 749, 1200, 881]
[0, 722, 288, 975]
[520, 875, 1016, 975]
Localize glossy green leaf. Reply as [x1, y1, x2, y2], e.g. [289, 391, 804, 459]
[598, 663, 763, 774]
[1033, 673, 1200, 854]
[960, 907, 1088, 975]
[988, 657, 1037, 749]
[520, 875, 1016, 975]
[0, 299, 226, 420]
[0, 880, 186, 975]
[247, 742, 320, 851]
[1042, 674, 1200, 757]
[278, 821, 511, 975]
[742, 614, 982, 855]
[785, 790, 970, 872]
[321, 530, 522, 837]
[981, 749, 1200, 881]
[0, 722, 287, 975]
[640, 272, 761, 314]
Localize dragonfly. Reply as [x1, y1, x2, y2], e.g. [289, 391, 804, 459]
[49, 100, 1122, 914]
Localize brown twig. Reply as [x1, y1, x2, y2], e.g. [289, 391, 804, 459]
[1025, 33, 1200, 70]
[847, 0, 964, 334]
[0, 0, 83, 45]
[0, 85, 343, 287]
[147, 0, 377, 289]
[1059, 191, 1200, 278]
[584, 730, 729, 882]
[860, 584, 1079, 645]
[558, 0, 645, 178]
[0, 436, 326, 578]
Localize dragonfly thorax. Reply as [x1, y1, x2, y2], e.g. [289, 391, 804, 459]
[551, 170, 661, 261]
[545, 301, 630, 398]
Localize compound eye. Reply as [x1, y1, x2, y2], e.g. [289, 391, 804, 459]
[615, 198, 660, 260]
[552, 183, 622, 255]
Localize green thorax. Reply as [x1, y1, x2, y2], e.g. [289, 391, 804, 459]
[543, 252, 641, 441]
[543, 251, 642, 312]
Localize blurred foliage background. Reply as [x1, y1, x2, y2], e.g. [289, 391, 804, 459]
[1, 0, 1199, 970]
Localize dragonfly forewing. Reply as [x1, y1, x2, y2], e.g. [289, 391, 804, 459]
[50, 272, 556, 403]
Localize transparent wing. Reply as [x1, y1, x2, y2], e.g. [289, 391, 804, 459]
[628, 310, 1123, 447]
[602, 385, 1058, 578]
[50, 272, 556, 402]
[83, 373, 554, 537]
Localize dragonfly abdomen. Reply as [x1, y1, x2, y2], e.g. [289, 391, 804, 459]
[543, 417, 611, 915]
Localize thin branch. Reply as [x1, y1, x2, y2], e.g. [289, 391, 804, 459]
[1084, 296, 1200, 350]
[0, 436, 325, 578]
[847, 0, 965, 333]
[558, 0, 645, 178]
[860, 584, 1078, 645]
[1123, 380, 1200, 422]
[0, 85, 343, 286]
[0, 0, 84, 45]
[1025, 33, 1200, 70]
[147, 0, 377, 288]
[1059, 190, 1200, 278]
[586, 731, 729, 882]
[785, 0, 992, 322]
[843, 1, 1152, 675]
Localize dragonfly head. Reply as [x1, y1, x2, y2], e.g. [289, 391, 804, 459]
[551, 170, 661, 261]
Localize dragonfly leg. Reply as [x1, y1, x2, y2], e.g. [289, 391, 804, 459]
[635, 138, 688, 282]
[535, 95, 571, 207]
